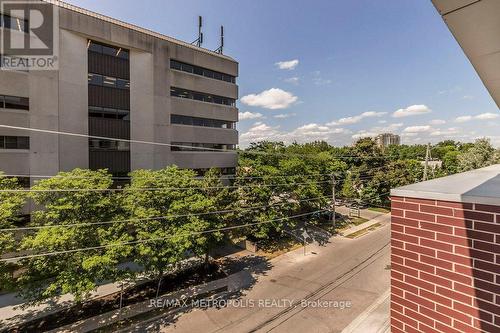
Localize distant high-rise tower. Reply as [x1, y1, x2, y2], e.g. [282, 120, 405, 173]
[375, 133, 400, 148]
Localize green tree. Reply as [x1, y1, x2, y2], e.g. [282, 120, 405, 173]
[340, 172, 358, 200]
[197, 168, 237, 266]
[0, 174, 27, 291]
[457, 138, 500, 171]
[123, 167, 213, 294]
[16, 169, 130, 304]
[233, 164, 292, 240]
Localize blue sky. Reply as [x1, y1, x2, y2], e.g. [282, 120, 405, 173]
[69, 0, 499, 147]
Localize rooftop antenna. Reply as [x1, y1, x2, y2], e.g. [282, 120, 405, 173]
[215, 25, 224, 54]
[191, 16, 203, 47]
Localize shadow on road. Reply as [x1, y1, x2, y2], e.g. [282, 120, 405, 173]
[123, 255, 273, 333]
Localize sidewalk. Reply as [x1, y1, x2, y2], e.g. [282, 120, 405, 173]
[340, 213, 391, 238]
[341, 289, 390, 333]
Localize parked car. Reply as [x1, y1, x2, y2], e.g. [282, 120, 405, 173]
[313, 211, 344, 221]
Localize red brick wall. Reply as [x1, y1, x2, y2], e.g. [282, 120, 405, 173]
[390, 196, 500, 333]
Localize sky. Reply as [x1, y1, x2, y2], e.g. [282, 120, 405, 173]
[68, 0, 499, 147]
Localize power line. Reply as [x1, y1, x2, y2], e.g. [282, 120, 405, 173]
[0, 165, 391, 182]
[0, 180, 331, 193]
[0, 210, 327, 262]
[0, 124, 412, 160]
[0, 195, 331, 232]
[0, 168, 395, 193]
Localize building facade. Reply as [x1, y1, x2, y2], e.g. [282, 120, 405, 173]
[375, 133, 400, 149]
[0, 0, 238, 181]
[390, 165, 500, 333]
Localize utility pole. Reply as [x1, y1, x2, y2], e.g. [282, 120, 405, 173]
[331, 174, 336, 227]
[423, 143, 430, 181]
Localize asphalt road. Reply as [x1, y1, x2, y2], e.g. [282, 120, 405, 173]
[143, 214, 391, 333]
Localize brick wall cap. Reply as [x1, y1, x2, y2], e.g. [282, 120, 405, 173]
[391, 165, 500, 205]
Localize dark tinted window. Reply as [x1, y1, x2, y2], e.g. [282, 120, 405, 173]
[170, 87, 235, 107]
[89, 107, 130, 120]
[89, 139, 130, 151]
[88, 40, 129, 60]
[0, 95, 29, 110]
[88, 73, 129, 90]
[171, 114, 234, 129]
[170, 60, 236, 83]
[0, 136, 29, 149]
[170, 142, 235, 152]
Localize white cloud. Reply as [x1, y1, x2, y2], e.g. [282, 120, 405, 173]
[239, 122, 352, 147]
[392, 105, 431, 118]
[462, 95, 474, 100]
[284, 77, 299, 84]
[386, 123, 404, 130]
[455, 113, 499, 123]
[403, 125, 432, 133]
[273, 113, 296, 119]
[429, 119, 446, 125]
[378, 120, 387, 124]
[350, 123, 403, 140]
[352, 131, 378, 140]
[313, 77, 332, 86]
[240, 123, 281, 143]
[275, 59, 299, 70]
[241, 88, 298, 110]
[430, 127, 460, 137]
[239, 111, 264, 120]
[475, 113, 499, 120]
[455, 116, 472, 123]
[328, 111, 387, 126]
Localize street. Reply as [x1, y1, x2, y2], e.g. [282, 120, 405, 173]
[134, 213, 391, 333]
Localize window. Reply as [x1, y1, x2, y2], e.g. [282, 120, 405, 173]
[170, 87, 235, 107]
[89, 139, 130, 151]
[0, 136, 29, 149]
[170, 142, 236, 152]
[171, 114, 235, 129]
[89, 107, 130, 120]
[0, 13, 28, 33]
[88, 73, 130, 90]
[0, 95, 29, 110]
[87, 40, 129, 60]
[170, 59, 236, 83]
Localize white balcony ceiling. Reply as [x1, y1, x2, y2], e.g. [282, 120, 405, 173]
[432, 0, 500, 108]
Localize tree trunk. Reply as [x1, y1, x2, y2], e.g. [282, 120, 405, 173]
[204, 247, 210, 270]
[156, 273, 163, 299]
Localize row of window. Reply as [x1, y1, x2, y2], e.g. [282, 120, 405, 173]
[171, 114, 235, 129]
[0, 13, 28, 33]
[170, 87, 235, 107]
[171, 142, 236, 152]
[0, 136, 29, 149]
[170, 60, 236, 84]
[0, 94, 29, 110]
[89, 106, 130, 120]
[88, 73, 130, 90]
[89, 139, 130, 151]
[88, 40, 129, 60]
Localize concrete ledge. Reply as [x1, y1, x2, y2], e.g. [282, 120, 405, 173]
[391, 165, 500, 205]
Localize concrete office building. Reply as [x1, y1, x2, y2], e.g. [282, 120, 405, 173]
[0, 0, 238, 182]
[375, 133, 400, 149]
